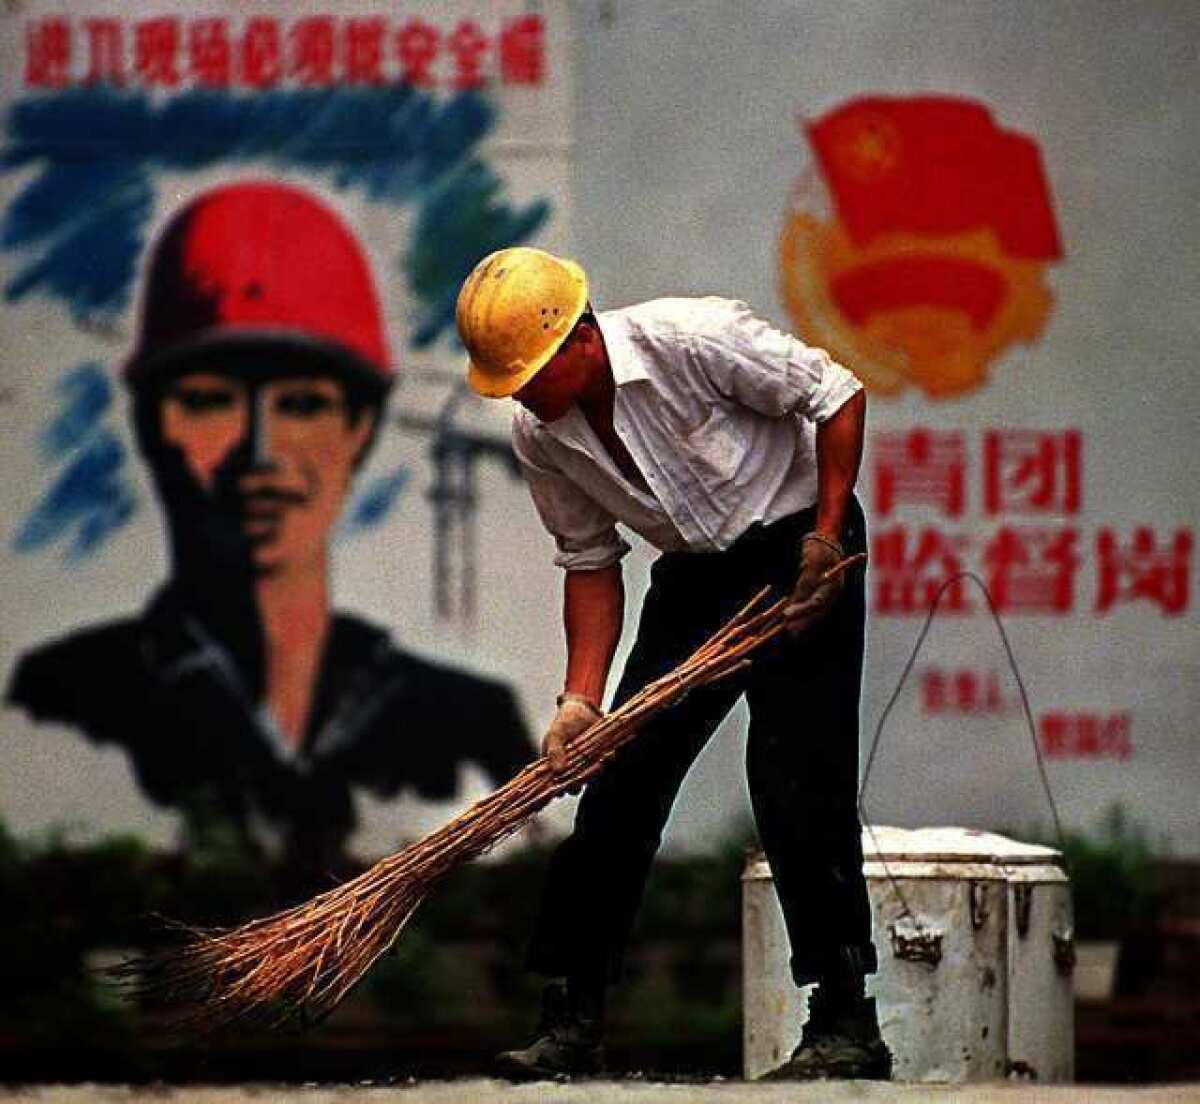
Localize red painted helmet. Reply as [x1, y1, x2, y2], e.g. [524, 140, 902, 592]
[125, 181, 393, 392]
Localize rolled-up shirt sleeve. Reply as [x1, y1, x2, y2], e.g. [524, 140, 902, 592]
[689, 299, 862, 424]
[512, 421, 632, 571]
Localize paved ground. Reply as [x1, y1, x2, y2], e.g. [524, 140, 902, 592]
[3, 1083, 1200, 1103]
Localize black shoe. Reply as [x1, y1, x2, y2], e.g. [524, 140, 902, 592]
[495, 980, 606, 1081]
[765, 991, 892, 1081]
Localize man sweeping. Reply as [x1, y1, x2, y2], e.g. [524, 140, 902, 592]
[456, 247, 891, 1082]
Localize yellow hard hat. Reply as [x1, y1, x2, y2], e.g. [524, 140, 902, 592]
[457, 247, 589, 398]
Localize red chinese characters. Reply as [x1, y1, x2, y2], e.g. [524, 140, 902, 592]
[1039, 711, 1132, 760]
[395, 19, 440, 87]
[290, 18, 336, 86]
[240, 19, 282, 89]
[189, 20, 232, 88]
[84, 20, 124, 85]
[22, 15, 549, 89]
[921, 667, 1010, 716]
[447, 20, 489, 90]
[26, 18, 72, 88]
[499, 14, 546, 85]
[873, 527, 972, 614]
[135, 19, 182, 88]
[870, 426, 1193, 618]
[983, 527, 1079, 614]
[984, 429, 1081, 515]
[874, 429, 966, 517]
[1096, 527, 1193, 616]
[346, 19, 386, 85]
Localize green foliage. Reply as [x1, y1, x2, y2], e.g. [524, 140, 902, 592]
[0, 810, 752, 1076]
[361, 925, 442, 1016]
[1043, 804, 1163, 939]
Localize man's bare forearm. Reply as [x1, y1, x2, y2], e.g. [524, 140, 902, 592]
[562, 564, 624, 708]
[814, 389, 866, 543]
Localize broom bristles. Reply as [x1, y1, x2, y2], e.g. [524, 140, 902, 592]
[120, 556, 865, 1028]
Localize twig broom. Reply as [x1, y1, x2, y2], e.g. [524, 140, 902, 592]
[123, 555, 865, 1028]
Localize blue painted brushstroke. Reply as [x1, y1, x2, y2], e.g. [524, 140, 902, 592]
[5, 166, 153, 321]
[1, 86, 548, 348]
[13, 362, 138, 562]
[407, 158, 551, 348]
[341, 464, 412, 536]
[39, 362, 115, 457]
[2, 86, 551, 551]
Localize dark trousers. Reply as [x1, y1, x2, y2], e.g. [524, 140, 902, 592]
[527, 496, 877, 990]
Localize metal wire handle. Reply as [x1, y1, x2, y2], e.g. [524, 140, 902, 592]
[858, 571, 1067, 923]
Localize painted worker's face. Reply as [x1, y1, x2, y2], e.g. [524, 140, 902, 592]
[158, 372, 374, 575]
[513, 319, 605, 422]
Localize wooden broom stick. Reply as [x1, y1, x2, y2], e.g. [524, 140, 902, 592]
[121, 553, 866, 1028]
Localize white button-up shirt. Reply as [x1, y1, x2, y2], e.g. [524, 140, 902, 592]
[511, 297, 862, 570]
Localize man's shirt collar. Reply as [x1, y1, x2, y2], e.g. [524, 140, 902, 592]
[594, 309, 651, 387]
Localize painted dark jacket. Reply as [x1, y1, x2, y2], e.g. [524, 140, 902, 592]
[6, 584, 534, 865]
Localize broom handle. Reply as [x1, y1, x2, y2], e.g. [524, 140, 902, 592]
[149, 551, 870, 1025]
[820, 551, 868, 584]
[550, 550, 869, 783]
[397, 551, 869, 847]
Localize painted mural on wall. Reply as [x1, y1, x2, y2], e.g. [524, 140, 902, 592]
[862, 423, 1192, 766]
[780, 95, 1063, 399]
[778, 92, 1193, 783]
[0, 4, 565, 867]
